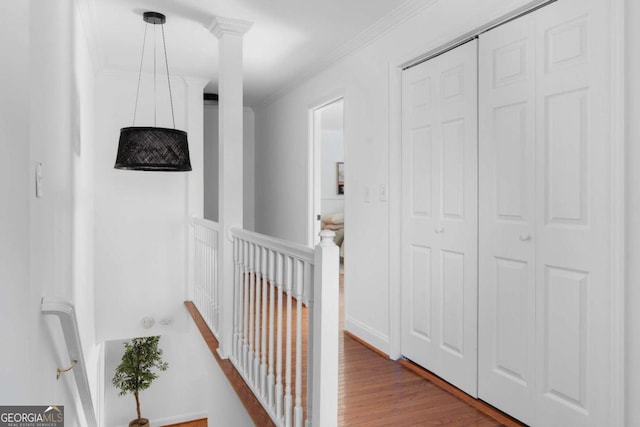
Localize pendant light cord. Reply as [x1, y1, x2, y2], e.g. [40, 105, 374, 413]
[132, 23, 148, 126]
[161, 24, 176, 129]
[132, 15, 176, 129]
[154, 24, 157, 127]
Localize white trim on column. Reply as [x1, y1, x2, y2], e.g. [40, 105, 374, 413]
[208, 16, 253, 38]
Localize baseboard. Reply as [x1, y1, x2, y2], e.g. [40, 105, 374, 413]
[344, 316, 390, 356]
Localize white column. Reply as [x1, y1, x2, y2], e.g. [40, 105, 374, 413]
[209, 16, 252, 358]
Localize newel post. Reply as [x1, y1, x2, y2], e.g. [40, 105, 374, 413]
[311, 230, 339, 427]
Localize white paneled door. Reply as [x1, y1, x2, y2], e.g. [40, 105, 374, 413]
[401, 40, 478, 397]
[477, 12, 537, 424]
[478, 0, 611, 425]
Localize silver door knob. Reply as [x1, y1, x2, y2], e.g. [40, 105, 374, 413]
[435, 227, 444, 234]
[519, 233, 531, 241]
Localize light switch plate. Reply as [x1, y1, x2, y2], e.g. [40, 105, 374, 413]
[379, 184, 388, 202]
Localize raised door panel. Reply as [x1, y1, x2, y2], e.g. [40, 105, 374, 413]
[409, 245, 432, 341]
[410, 127, 433, 217]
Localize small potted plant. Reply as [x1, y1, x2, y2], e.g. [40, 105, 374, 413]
[112, 336, 169, 427]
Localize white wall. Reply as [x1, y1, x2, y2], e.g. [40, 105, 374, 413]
[91, 69, 257, 424]
[254, 0, 534, 354]
[0, 0, 98, 424]
[203, 104, 256, 230]
[0, 0, 32, 405]
[93, 70, 205, 343]
[72, 0, 99, 414]
[625, 1, 640, 425]
[103, 324, 253, 427]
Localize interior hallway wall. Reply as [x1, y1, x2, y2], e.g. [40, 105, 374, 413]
[254, 0, 534, 355]
[625, 0, 640, 424]
[93, 71, 205, 343]
[0, 0, 97, 424]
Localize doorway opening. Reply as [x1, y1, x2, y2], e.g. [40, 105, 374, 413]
[309, 97, 345, 325]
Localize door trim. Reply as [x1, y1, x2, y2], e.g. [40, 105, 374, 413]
[387, 1, 625, 424]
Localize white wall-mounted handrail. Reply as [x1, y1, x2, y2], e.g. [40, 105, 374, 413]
[41, 298, 97, 427]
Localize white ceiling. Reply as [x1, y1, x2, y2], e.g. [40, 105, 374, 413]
[90, 0, 412, 107]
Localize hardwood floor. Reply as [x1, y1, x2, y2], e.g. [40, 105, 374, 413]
[339, 332, 516, 426]
[162, 418, 207, 427]
[185, 273, 524, 427]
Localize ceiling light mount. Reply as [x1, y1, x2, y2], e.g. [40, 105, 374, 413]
[143, 11, 165, 25]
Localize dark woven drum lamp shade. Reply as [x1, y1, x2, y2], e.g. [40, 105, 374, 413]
[115, 127, 191, 171]
[115, 11, 191, 172]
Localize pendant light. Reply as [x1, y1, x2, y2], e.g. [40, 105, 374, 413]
[114, 11, 191, 172]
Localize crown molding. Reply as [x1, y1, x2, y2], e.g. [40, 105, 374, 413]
[258, 0, 439, 107]
[208, 16, 253, 38]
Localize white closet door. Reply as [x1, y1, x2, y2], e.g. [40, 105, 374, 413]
[478, 12, 537, 425]
[401, 40, 478, 396]
[479, 0, 612, 425]
[534, 0, 610, 425]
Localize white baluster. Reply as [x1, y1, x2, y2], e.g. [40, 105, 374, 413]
[275, 252, 284, 419]
[232, 236, 240, 362]
[193, 225, 198, 313]
[294, 259, 304, 427]
[195, 226, 200, 314]
[242, 239, 250, 374]
[305, 264, 315, 427]
[305, 261, 314, 427]
[199, 227, 204, 319]
[207, 227, 212, 330]
[252, 245, 262, 386]
[260, 245, 269, 397]
[285, 256, 293, 427]
[267, 248, 276, 409]
[213, 228, 219, 334]
[248, 242, 256, 382]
